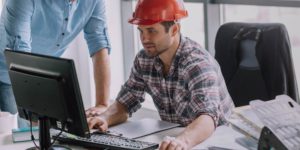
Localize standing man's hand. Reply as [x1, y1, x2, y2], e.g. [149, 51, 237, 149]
[86, 105, 108, 118]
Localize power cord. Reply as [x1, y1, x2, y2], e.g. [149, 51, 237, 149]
[29, 113, 39, 149]
[49, 124, 65, 147]
[29, 113, 65, 149]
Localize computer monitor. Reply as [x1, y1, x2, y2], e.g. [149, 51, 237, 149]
[4, 50, 90, 149]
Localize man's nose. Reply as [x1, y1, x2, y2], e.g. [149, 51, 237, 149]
[141, 33, 150, 43]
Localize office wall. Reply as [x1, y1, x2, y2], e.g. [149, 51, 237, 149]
[0, 0, 3, 13]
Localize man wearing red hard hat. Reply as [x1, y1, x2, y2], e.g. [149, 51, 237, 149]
[88, 0, 234, 149]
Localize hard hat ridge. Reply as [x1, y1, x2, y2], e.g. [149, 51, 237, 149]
[128, 0, 188, 25]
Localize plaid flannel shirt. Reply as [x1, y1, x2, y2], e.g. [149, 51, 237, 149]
[116, 36, 234, 127]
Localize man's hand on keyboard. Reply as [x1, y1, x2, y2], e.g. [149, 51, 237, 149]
[159, 136, 188, 150]
[85, 105, 107, 118]
[87, 116, 108, 131]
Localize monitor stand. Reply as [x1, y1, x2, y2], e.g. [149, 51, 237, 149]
[26, 117, 71, 150]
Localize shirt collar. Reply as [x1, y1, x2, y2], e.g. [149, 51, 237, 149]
[68, 0, 78, 4]
[154, 35, 186, 77]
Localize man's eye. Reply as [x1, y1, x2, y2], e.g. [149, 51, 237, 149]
[148, 30, 156, 34]
[137, 28, 143, 34]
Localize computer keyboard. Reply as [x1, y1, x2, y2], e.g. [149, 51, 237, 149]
[54, 132, 159, 150]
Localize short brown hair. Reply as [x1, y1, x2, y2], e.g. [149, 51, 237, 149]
[160, 21, 176, 32]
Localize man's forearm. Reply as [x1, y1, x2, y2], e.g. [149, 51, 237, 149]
[102, 101, 129, 127]
[92, 48, 111, 107]
[177, 115, 215, 149]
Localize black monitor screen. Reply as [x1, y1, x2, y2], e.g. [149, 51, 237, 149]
[4, 50, 90, 148]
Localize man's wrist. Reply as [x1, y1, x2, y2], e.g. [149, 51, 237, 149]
[95, 103, 108, 107]
[177, 135, 190, 148]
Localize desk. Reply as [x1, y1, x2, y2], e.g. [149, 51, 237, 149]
[0, 108, 251, 150]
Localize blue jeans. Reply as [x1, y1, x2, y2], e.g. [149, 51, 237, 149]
[0, 82, 29, 128]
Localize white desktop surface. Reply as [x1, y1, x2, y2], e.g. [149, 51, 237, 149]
[137, 125, 248, 150]
[0, 126, 248, 150]
[0, 108, 250, 150]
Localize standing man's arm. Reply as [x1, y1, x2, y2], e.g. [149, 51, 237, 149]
[83, 0, 111, 116]
[89, 48, 111, 115]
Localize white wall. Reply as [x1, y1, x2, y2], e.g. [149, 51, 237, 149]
[0, 0, 3, 13]
[62, 0, 124, 109]
[105, 0, 124, 102]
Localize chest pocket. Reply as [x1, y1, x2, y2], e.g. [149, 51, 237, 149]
[146, 83, 165, 110]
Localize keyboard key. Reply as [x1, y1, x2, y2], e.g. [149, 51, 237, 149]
[54, 132, 159, 150]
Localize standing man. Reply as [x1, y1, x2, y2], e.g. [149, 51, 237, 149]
[0, 0, 111, 128]
[88, 0, 235, 149]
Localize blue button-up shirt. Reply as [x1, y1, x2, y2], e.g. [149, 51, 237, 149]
[0, 0, 111, 84]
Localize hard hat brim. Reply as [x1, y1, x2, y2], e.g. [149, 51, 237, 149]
[128, 18, 161, 26]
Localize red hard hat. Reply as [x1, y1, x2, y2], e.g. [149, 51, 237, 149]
[128, 0, 188, 25]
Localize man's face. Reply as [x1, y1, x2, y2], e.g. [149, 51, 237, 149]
[137, 23, 175, 57]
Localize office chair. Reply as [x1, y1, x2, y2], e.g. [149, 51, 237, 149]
[215, 22, 299, 107]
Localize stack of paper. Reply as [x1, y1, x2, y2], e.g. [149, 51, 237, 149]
[229, 107, 263, 140]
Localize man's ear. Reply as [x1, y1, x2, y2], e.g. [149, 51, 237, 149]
[171, 23, 180, 37]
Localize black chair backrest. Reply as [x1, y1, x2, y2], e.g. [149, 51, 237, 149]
[215, 22, 299, 106]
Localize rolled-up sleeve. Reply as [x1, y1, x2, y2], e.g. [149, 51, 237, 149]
[4, 0, 34, 51]
[84, 0, 111, 56]
[116, 55, 146, 116]
[185, 63, 222, 127]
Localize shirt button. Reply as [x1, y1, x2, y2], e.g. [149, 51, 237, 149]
[65, 18, 68, 21]
[17, 35, 21, 39]
[62, 33, 65, 36]
[56, 44, 60, 47]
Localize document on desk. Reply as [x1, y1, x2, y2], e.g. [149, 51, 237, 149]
[236, 107, 264, 129]
[108, 118, 180, 139]
[229, 107, 263, 140]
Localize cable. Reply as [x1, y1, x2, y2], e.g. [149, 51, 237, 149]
[29, 113, 65, 149]
[29, 113, 39, 149]
[49, 123, 65, 148]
